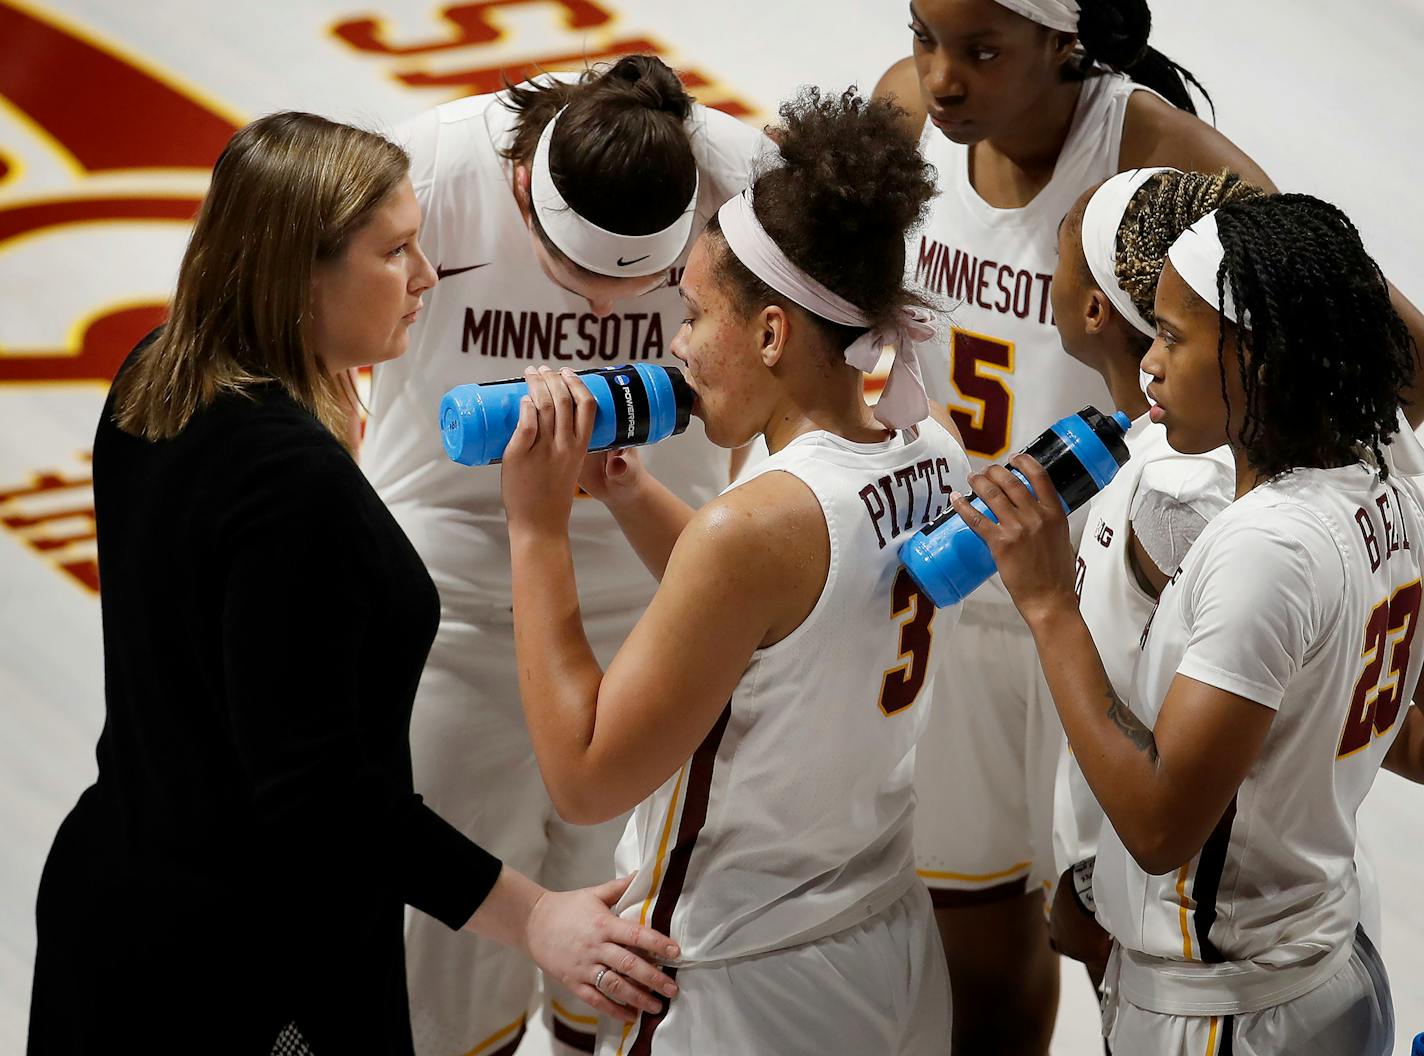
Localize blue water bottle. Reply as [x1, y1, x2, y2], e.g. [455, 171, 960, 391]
[901, 407, 1132, 607]
[1412, 1031, 1424, 1056]
[440, 363, 694, 467]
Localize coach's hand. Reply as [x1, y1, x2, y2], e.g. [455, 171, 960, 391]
[502, 365, 597, 533]
[950, 454, 1078, 623]
[525, 874, 680, 1022]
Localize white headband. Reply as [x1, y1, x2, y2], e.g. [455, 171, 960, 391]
[716, 190, 932, 430]
[1081, 167, 1177, 338]
[993, 0, 1080, 32]
[530, 107, 699, 278]
[1166, 211, 1247, 326]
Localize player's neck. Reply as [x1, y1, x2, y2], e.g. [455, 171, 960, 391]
[980, 79, 1082, 178]
[1102, 355, 1150, 422]
[1230, 446, 1266, 499]
[761, 368, 887, 455]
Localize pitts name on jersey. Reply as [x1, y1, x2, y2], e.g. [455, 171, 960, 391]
[858, 456, 961, 550]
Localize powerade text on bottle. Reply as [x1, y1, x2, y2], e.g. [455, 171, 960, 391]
[901, 407, 1133, 607]
[440, 364, 694, 467]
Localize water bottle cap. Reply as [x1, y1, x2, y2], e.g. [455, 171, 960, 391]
[1113, 410, 1132, 432]
[664, 366, 694, 436]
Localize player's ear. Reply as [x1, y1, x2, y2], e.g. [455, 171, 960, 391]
[758, 305, 789, 368]
[1084, 288, 1112, 336]
[512, 164, 532, 221]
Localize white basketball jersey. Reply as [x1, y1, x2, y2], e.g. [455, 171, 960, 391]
[613, 421, 971, 964]
[1056, 416, 1232, 866]
[1096, 447, 1424, 973]
[910, 71, 1150, 605]
[361, 85, 763, 615]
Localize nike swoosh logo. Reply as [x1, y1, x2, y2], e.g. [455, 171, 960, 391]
[435, 262, 490, 279]
[617, 255, 650, 268]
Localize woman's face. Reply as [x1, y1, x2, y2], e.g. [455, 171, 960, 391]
[1141, 261, 1246, 455]
[310, 177, 436, 374]
[669, 235, 776, 449]
[908, 0, 1072, 145]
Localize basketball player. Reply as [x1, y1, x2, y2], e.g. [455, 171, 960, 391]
[872, 5, 1275, 1048]
[964, 192, 1421, 1054]
[500, 88, 971, 1054]
[359, 57, 763, 1056]
[1044, 168, 1256, 988]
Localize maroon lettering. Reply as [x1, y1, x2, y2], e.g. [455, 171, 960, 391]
[860, 482, 890, 550]
[1357, 506, 1382, 572]
[461, 307, 493, 354]
[643, 314, 664, 358]
[996, 264, 1014, 314]
[916, 235, 938, 288]
[975, 258, 996, 310]
[894, 467, 919, 531]
[1036, 273, 1054, 325]
[553, 312, 574, 358]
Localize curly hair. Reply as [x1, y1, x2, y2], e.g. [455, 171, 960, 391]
[1209, 193, 1413, 479]
[705, 86, 937, 352]
[1115, 169, 1265, 328]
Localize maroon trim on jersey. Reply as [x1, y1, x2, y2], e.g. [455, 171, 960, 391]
[926, 876, 1028, 908]
[1193, 796, 1239, 963]
[627, 702, 732, 1055]
[625, 965, 678, 1056]
[551, 1018, 596, 1053]
[488, 1024, 527, 1056]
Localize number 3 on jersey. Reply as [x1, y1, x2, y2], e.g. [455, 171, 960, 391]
[948, 327, 1014, 459]
[879, 568, 934, 716]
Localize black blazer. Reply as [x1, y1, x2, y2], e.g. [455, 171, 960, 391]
[29, 342, 500, 1054]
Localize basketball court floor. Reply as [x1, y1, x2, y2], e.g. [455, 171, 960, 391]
[2, 1, 1422, 1051]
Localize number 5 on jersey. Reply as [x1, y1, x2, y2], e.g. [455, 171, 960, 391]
[880, 568, 935, 716]
[948, 327, 1014, 459]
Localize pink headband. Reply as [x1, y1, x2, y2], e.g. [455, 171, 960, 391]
[716, 190, 933, 430]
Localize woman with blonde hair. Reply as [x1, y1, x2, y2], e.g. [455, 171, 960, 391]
[27, 111, 677, 1056]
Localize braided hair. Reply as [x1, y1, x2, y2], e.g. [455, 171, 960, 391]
[1115, 169, 1265, 328]
[1069, 0, 1213, 118]
[1209, 194, 1413, 479]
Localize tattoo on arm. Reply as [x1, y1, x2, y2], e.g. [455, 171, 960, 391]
[1106, 687, 1160, 765]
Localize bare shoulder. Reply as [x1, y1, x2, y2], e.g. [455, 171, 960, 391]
[686, 469, 826, 568]
[667, 469, 829, 623]
[873, 56, 928, 140]
[1120, 91, 1276, 192]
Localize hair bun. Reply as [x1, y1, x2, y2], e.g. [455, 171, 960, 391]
[604, 54, 692, 120]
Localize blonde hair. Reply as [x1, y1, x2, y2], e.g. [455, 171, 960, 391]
[114, 111, 409, 452]
[1114, 168, 1266, 329]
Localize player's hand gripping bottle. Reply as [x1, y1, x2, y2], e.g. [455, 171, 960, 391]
[440, 364, 694, 467]
[901, 407, 1132, 607]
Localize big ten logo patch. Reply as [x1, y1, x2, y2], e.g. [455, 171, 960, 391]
[328, 0, 760, 117]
